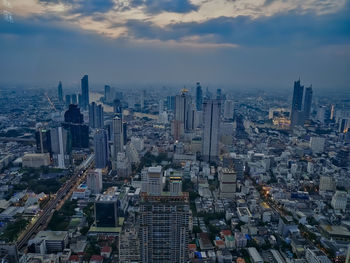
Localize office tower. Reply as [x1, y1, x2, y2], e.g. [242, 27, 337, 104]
[167, 96, 175, 111]
[303, 86, 313, 120]
[104, 85, 111, 102]
[78, 94, 82, 107]
[50, 126, 71, 168]
[173, 89, 192, 139]
[115, 91, 123, 101]
[216, 88, 222, 100]
[223, 100, 234, 120]
[186, 103, 196, 131]
[94, 129, 108, 169]
[71, 94, 77, 105]
[170, 176, 182, 195]
[339, 118, 350, 133]
[144, 166, 163, 195]
[87, 169, 103, 194]
[57, 81, 63, 102]
[202, 99, 221, 163]
[116, 152, 131, 178]
[123, 121, 127, 145]
[89, 102, 104, 129]
[112, 116, 124, 158]
[159, 99, 164, 114]
[35, 129, 51, 154]
[94, 192, 118, 228]
[65, 94, 71, 107]
[81, 74, 89, 110]
[219, 168, 237, 199]
[196, 82, 203, 111]
[291, 79, 304, 127]
[63, 105, 89, 148]
[139, 192, 189, 263]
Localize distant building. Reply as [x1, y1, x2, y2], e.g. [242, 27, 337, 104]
[303, 86, 313, 120]
[89, 102, 104, 129]
[291, 79, 304, 127]
[81, 74, 89, 110]
[173, 89, 192, 137]
[87, 169, 103, 195]
[71, 94, 77, 104]
[196, 82, 203, 111]
[202, 99, 221, 163]
[94, 129, 108, 169]
[309, 136, 325, 154]
[104, 85, 111, 103]
[28, 231, 68, 254]
[57, 81, 63, 102]
[35, 128, 51, 154]
[50, 126, 71, 168]
[319, 176, 336, 193]
[223, 100, 234, 120]
[65, 94, 71, 107]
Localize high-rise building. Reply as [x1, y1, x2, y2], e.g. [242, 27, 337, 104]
[94, 190, 118, 228]
[170, 176, 182, 196]
[173, 89, 192, 139]
[112, 116, 124, 158]
[94, 129, 108, 169]
[50, 126, 71, 168]
[331, 191, 348, 211]
[291, 79, 304, 127]
[202, 99, 221, 163]
[223, 100, 234, 120]
[35, 129, 51, 154]
[71, 94, 77, 105]
[143, 166, 163, 195]
[87, 169, 103, 195]
[139, 192, 189, 263]
[57, 81, 63, 102]
[81, 74, 89, 110]
[63, 105, 89, 148]
[303, 86, 313, 120]
[89, 102, 104, 129]
[65, 94, 71, 107]
[196, 82, 203, 111]
[309, 136, 325, 154]
[104, 85, 111, 103]
[216, 88, 222, 100]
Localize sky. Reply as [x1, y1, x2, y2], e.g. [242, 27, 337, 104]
[0, 0, 350, 91]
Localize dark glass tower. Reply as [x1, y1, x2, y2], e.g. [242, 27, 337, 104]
[58, 81, 63, 102]
[63, 105, 89, 148]
[94, 129, 109, 169]
[81, 75, 89, 110]
[291, 79, 304, 127]
[303, 86, 313, 120]
[196, 82, 203, 111]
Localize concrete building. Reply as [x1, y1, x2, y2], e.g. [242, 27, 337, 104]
[309, 137, 325, 154]
[28, 231, 68, 254]
[94, 129, 109, 169]
[219, 168, 237, 199]
[144, 166, 163, 196]
[87, 169, 103, 195]
[305, 248, 332, 263]
[331, 191, 348, 211]
[202, 99, 221, 163]
[319, 176, 336, 193]
[22, 153, 50, 168]
[223, 100, 234, 120]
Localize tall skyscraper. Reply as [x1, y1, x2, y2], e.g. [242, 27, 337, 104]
[87, 169, 103, 195]
[63, 104, 89, 148]
[196, 82, 203, 111]
[139, 191, 189, 263]
[202, 99, 221, 163]
[94, 129, 108, 169]
[303, 86, 313, 120]
[291, 79, 304, 127]
[104, 85, 111, 102]
[71, 94, 77, 105]
[35, 128, 51, 154]
[89, 102, 104, 129]
[50, 126, 71, 168]
[57, 81, 63, 102]
[112, 116, 124, 158]
[81, 74, 89, 110]
[65, 94, 71, 107]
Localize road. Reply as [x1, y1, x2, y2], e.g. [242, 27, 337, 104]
[16, 154, 94, 250]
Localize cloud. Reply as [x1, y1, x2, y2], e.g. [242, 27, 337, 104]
[141, 0, 198, 14]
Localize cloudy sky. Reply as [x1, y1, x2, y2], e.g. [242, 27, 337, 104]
[1, 0, 349, 90]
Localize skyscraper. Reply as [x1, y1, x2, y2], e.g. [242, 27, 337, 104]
[65, 94, 71, 107]
[89, 102, 104, 129]
[35, 128, 51, 154]
[174, 89, 192, 132]
[223, 100, 234, 120]
[57, 81, 63, 102]
[81, 75, 89, 110]
[303, 86, 313, 120]
[139, 191, 189, 263]
[202, 99, 221, 163]
[104, 85, 111, 102]
[50, 126, 71, 168]
[112, 116, 124, 158]
[71, 94, 77, 105]
[94, 129, 108, 169]
[196, 82, 203, 111]
[291, 79, 304, 127]
[87, 169, 103, 195]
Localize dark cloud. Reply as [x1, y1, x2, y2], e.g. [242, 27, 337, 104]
[130, 0, 198, 14]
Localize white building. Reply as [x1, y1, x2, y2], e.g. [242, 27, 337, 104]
[87, 169, 103, 195]
[309, 137, 325, 154]
[331, 191, 348, 211]
[219, 168, 236, 199]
